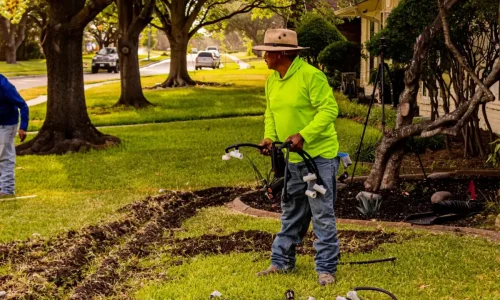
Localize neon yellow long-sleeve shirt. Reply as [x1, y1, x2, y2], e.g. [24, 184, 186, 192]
[264, 57, 339, 163]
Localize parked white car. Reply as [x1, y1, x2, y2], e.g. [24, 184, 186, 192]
[206, 46, 220, 58]
[195, 51, 220, 70]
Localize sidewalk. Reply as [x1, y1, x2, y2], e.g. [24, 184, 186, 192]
[225, 54, 251, 69]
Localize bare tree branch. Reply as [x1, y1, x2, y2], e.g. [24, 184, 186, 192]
[128, 0, 156, 39]
[70, 0, 115, 29]
[438, 0, 495, 102]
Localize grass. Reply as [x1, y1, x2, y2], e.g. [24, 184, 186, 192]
[25, 62, 272, 131]
[0, 59, 47, 76]
[336, 93, 397, 129]
[4, 116, 375, 242]
[133, 206, 500, 299]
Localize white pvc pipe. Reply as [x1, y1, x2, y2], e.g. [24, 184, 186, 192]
[303, 173, 317, 182]
[305, 190, 317, 198]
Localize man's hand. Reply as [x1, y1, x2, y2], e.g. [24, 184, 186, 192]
[18, 129, 26, 142]
[258, 138, 273, 156]
[286, 133, 304, 152]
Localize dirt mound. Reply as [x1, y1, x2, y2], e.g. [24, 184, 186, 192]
[171, 230, 397, 257]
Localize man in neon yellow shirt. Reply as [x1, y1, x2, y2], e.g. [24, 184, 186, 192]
[254, 29, 340, 286]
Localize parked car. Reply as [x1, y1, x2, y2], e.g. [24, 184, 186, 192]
[195, 51, 220, 70]
[191, 48, 198, 54]
[91, 47, 119, 73]
[206, 46, 220, 57]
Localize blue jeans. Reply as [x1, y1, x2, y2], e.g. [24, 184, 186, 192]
[271, 156, 340, 274]
[0, 125, 17, 194]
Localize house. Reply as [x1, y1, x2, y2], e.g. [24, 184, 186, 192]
[334, 0, 500, 133]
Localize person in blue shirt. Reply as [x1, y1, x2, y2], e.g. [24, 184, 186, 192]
[0, 74, 29, 197]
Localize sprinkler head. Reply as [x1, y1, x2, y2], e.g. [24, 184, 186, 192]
[303, 173, 317, 182]
[222, 153, 231, 160]
[313, 184, 327, 195]
[229, 149, 243, 159]
[305, 190, 317, 198]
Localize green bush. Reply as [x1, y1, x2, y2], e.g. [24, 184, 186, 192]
[334, 92, 397, 128]
[296, 13, 345, 68]
[409, 135, 446, 154]
[334, 92, 445, 157]
[318, 41, 361, 73]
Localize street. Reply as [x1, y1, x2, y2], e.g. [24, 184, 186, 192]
[10, 54, 200, 91]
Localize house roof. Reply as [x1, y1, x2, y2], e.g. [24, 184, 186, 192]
[334, 0, 382, 20]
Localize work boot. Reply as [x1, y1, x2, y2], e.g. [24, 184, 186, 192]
[318, 273, 335, 286]
[256, 265, 285, 277]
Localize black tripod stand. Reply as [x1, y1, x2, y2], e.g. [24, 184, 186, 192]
[350, 37, 427, 183]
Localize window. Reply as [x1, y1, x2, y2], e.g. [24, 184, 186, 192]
[198, 52, 213, 58]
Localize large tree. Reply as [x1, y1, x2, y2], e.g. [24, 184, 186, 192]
[363, 0, 500, 191]
[0, 0, 32, 64]
[114, 0, 156, 108]
[17, 0, 120, 155]
[154, 0, 288, 87]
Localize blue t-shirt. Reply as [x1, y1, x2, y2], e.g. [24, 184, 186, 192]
[0, 75, 29, 130]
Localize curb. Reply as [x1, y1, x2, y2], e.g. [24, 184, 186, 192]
[345, 170, 500, 183]
[227, 191, 500, 243]
[6, 74, 47, 80]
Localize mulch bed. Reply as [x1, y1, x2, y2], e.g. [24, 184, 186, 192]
[240, 176, 500, 228]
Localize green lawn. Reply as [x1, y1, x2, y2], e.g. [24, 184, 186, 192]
[25, 61, 272, 131]
[133, 207, 500, 299]
[5, 116, 375, 242]
[0, 59, 48, 76]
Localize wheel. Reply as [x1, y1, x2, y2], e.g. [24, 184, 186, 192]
[91, 67, 98, 74]
[107, 68, 113, 73]
[113, 63, 119, 73]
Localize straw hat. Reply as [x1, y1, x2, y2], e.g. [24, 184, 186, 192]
[253, 29, 308, 52]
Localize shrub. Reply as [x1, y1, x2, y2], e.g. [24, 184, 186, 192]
[318, 41, 361, 74]
[296, 13, 345, 68]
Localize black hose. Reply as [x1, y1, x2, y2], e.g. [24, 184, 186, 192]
[339, 257, 396, 265]
[282, 143, 291, 203]
[224, 143, 263, 153]
[353, 286, 398, 300]
[299, 150, 324, 185]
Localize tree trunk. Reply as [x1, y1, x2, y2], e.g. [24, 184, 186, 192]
[0, 14, 28, 64]
[364, 2, 450, 191]
[4, 44, 16, 64]
[16, 26, 120, 155]
[114, 0, 153, 107]
[115, 38, 151, 107]
[158, 32, 195, 87]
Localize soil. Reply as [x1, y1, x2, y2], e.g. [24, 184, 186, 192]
[240, 176, 500, 228]
[171, 229, 397, 257]
[0, 187, 398, 299]
[402, 146, 495, 172]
